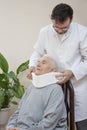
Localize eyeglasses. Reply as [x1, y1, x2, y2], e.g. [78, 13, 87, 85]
[53, 24, 70, 31]
[52, 18, 71, 33]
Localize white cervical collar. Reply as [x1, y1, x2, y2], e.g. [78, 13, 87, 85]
[32, 72, 58, 88]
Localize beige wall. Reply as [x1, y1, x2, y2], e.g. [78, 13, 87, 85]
[0, 0, 87, 87]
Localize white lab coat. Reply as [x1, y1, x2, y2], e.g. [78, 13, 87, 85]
[30, 22, 87, 122]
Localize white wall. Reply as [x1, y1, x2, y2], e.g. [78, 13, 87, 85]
[0, 0, 87, 87]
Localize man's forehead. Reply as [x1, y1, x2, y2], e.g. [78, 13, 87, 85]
[52, 18, 71, 26]
[39, 56, 51, 62]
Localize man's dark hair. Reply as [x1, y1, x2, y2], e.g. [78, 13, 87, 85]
[51, 3, 73, 23]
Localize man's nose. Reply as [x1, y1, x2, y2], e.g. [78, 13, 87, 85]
[37, 62, 41, 67]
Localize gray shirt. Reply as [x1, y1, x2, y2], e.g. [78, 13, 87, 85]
[7, 83, 67, 130]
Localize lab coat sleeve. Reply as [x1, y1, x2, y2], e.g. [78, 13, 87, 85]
[29, 51, 42, 67]
[23, 85, 67, 130]
[29, 29, 46, 67]
[71, 33, 87, 80]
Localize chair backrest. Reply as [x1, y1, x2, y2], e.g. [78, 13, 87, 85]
[62, 81, 75, 130]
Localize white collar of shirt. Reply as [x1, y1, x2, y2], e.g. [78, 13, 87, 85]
[31, 72, 58, 88]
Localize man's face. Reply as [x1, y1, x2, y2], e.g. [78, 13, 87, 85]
[52, 18, 72, 34]
[35, 56, 55, 75]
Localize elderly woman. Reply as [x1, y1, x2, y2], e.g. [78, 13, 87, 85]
[6, 55, 67, 130]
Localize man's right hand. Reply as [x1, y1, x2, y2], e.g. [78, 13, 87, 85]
[26, 66, 35, 80]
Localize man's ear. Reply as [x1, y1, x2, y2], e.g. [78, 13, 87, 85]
[51, 68, 57, 72]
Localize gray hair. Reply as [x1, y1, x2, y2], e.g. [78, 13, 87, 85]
[44, 54, 58, 71]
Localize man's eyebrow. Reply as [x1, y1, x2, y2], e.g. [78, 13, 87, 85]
[37, 60, 40, 62]
[42, 59, 47, 63]
[42, 60, 46, 62]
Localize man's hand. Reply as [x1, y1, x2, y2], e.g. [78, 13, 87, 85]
[26, 66, 35, 79]
[56, 70, 73, 84]
[7, 127, 20, 130]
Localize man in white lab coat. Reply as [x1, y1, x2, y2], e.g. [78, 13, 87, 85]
[27, 3, 87, 130]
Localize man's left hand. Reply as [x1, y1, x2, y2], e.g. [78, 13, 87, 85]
[56, 70, 73, 84]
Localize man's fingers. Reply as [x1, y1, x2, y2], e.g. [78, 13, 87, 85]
[57, 76, 68, 84]
[26, 66, 35, 80]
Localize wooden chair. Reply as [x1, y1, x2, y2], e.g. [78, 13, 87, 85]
[62, 81, 75, 130]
